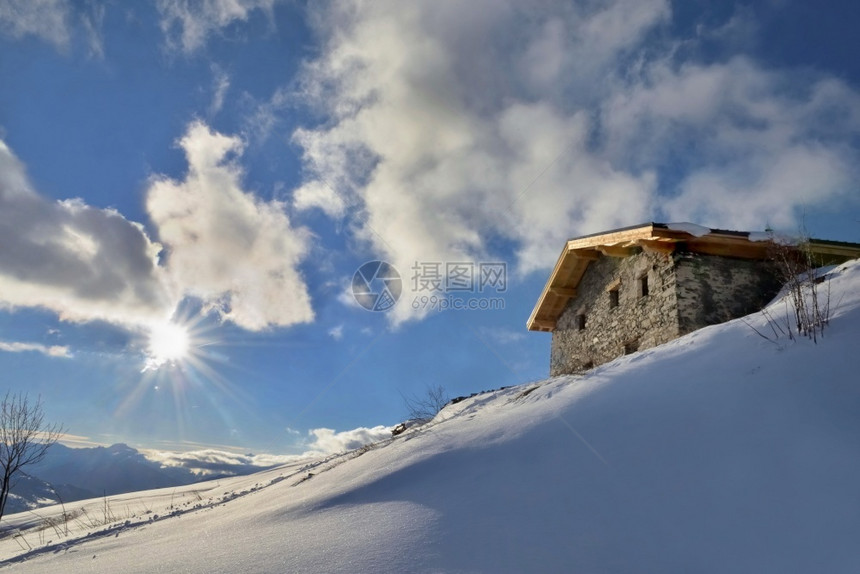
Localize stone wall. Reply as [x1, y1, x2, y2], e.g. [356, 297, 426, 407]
[674, 252, 782, 334]
[549, 249, 783, 376]
[550, 250, 680, 376]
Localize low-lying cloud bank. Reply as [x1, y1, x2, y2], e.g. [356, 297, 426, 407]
[143, 424, 393, 475]
[144, 448, 304, 476]
[304, 425, 393, 455]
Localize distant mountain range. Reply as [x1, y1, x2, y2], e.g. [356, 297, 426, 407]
[7, 443, 202, 514]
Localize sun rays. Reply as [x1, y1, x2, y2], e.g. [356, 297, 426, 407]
[146, 321, 191, 369]
[119, 312, 237, 416]
[107, 307, 276, 449]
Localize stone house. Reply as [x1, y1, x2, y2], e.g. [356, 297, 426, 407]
[527, 222, 860, 376]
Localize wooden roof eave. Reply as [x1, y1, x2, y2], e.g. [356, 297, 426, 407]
[566, 223, 665, 250]
[806, 241, 860, 260]
[526, 247, 601, 332]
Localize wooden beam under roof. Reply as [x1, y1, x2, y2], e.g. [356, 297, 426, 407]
[568, 248, 601, 260]
[685, 237, 769, 259]
[566, 224, 661, 250]
[530, 321, 554, 332]
[635, 239, 676, 254]
[527, 262, 588, 331]
[527, 225, 658, 332]
[597, 244, 636, 257]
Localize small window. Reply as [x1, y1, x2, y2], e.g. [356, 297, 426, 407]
[639, 275, 649, 297]
[582, 361, 594, 371]
[576, 314, 586, 331]
[624, 339, 640, 355]
[609, 289, 619, 308]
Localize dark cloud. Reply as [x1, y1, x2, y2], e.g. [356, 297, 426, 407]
[0, 141, 172, 325]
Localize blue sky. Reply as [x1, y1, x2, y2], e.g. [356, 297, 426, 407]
[1, 0, 858, 457]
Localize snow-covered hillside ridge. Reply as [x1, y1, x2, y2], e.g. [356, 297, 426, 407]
[2, 260, 860, 573]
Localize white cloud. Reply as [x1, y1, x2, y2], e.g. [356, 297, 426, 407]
[143, 423, 395, 472]
[0, 0, 71, 48]
[293, 180, 348, 218]
[292, 1, 860, 325]
[143, 447, 303, 475]
[79, 0, 105, 58]
[57, 432, 110, 448]
[243, 86, 295, 143]
[209, 64, 230, 115]
[305, 425, 392, 454]
[327, 324, 344, 340]
[0, 0, 106, 58]
[603, 58, 860, 229]
[0, 340, 71, 358]
[1, 120, 316, 355]
[146, 121, 314, 331]
[157, 0, 277, 54]
[0, 139, 174, 327]
[292, 0, 667, 324]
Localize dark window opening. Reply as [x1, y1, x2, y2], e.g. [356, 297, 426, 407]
[582, 361, 594, 371]
[639, 275, 649, 297]
[609, 289, 619, 308]
[576, 314, 586, 331]
[624, 339, 640, 355]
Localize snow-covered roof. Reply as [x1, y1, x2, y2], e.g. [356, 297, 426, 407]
[527, 222, 860, 332]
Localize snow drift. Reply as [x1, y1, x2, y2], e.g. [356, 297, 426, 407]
[2, 260, 860, 573]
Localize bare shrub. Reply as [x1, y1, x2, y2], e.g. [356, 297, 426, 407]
[762, 231, 831, 343]
[402, 384, 450, 421]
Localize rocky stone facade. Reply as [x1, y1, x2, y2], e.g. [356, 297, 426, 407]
[550, 249, 781, 376]
[674, 253, 781, 334]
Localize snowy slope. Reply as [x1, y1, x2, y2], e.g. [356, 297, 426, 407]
[2, 260, 860, 573]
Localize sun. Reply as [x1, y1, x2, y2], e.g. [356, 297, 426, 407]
[146, 321, 191, 368]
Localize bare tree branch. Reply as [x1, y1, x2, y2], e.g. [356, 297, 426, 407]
[0, 392, 63, 522]
[765, 230, 831, 343]
[402, 384, 450, 421]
